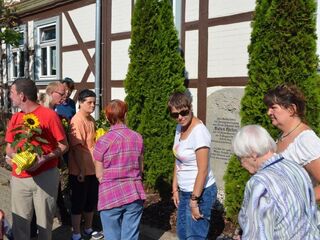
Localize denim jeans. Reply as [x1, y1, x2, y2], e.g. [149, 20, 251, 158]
[177, 183, 217, 240]
[100, 199, 143, 240]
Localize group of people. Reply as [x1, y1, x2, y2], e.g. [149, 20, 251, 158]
[232, 84, 320, 239]
[2, 77, 320, 240]
[167, 84, 320, 239]
[3, 78, 145, 240]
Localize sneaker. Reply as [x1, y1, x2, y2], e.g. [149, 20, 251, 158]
[83, 230, 104, 240]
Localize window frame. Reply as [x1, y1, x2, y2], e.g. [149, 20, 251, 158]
[8, 25, 27, 81]
[34, 16, 61, 82]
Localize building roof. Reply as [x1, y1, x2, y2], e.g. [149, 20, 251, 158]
[14, 0, 77, 17]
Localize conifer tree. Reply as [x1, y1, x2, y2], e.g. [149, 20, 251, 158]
[125, 0, 185, 189]
[224, 0, 320, 222]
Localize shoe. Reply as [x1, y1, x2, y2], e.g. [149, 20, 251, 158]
[83, 230, 104, 240]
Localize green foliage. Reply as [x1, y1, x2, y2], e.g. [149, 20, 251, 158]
[0, 0, 21, 46]
[125, 0, 185, 190]
[95, 110, 110, 130]
[224, 0, 320, 223]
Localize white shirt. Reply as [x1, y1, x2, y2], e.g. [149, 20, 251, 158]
[281, 130, 320, 166]
[173, 123, 215, 192]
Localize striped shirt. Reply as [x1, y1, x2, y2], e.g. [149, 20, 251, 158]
[239, 154, 320, 240]
[93, 124, 146, 210]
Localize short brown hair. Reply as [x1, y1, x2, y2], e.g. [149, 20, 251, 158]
[105, 99, 128, 125]
[263, 84, 306, 119]
[167, 92, 192, 112]
[12, 78, 38, 102]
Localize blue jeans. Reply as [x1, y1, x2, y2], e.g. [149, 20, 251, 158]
[100, 199, 144, 240]
[177, 183, 217, 240]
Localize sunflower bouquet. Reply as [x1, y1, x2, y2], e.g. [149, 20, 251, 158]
[11, 113, 48, 174]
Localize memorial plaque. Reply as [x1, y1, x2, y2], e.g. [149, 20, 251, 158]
[206, 88, 244, 189]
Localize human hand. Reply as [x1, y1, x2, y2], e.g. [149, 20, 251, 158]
[77, 173, 85, 182]
[5, 155, 13, 166]
[233, 234, 241, 240]
[27, 155, 47, 172]
[172, 191, 179, 208]
[190, 200, 203, 221]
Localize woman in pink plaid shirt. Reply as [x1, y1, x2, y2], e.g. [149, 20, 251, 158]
[93, 99, 146, 240]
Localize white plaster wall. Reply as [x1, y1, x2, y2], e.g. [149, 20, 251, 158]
[111, 39, 130, 80]
[62, 14, 77, 46]
[111, 87, 126, 101]
[62, 48, 95, 82]
[112, 0, 132, 34]
[188, 88, 198, 117]
[207, 22, 251, 78]
[185, 0, 199, 22]
[209, 0, 255, 18]
[64, 4, 96, 45]
[185, 30, 198, 79]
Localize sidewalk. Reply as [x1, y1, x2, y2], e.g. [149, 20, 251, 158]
[0, 167, 177, 240]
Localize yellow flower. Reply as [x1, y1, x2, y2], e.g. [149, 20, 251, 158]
[12, 151, 37, 175]
[62, 119, 68, 128]
[95, 128, 106, 141]
[23, 113, 40, 129]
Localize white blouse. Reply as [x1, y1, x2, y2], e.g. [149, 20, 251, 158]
[281, 130, 320, 166]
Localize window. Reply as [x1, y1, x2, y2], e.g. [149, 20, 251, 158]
[9, 29, 26, 79]
[34, 17, 60, 81]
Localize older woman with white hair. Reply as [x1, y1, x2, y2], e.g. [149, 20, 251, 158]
[232, 125, 320, 240]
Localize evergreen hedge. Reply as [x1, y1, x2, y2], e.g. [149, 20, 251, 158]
[224, 0, 320, 223]
[125, 0, 185, 191]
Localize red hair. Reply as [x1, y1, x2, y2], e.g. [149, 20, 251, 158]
[105, 99, 128, 125]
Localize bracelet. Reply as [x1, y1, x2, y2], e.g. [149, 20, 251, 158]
[190, 193, 201, 202]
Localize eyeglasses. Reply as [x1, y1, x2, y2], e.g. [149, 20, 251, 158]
[170, 109, 190, 119]
[54, 91, 65, 97]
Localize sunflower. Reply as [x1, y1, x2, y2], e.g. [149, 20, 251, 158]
[95, 128, 106, 141]
[23, 113, 40, 129]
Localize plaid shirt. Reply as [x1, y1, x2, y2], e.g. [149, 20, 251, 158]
[93, 124, 145, 210]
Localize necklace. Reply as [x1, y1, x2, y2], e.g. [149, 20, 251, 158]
[278, 121, 302, 141]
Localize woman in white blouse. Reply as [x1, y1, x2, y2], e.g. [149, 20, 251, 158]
[263, 84, 320, 200]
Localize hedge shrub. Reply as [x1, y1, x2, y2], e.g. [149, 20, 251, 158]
[124, 0, 185, 191]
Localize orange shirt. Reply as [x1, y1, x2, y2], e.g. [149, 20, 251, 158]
[68, 111, 96, 175]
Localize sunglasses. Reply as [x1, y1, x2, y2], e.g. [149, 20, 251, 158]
[54, 91, 65, 97]
[170, 109, 190, 119]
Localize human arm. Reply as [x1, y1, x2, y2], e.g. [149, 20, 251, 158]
[304, 159, 320, 201]
[5, 143, 16, 166]
[190, 147, 209, 220]
[27, 138, 68, 172]
[172, 164, 179, 207]
[95, 160, 103, 182]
